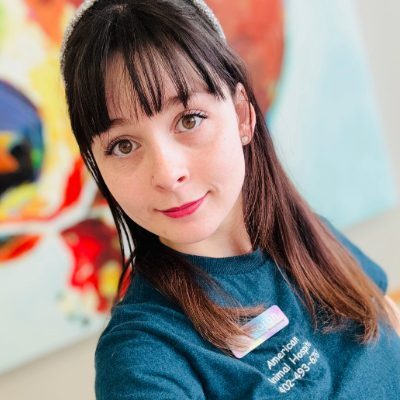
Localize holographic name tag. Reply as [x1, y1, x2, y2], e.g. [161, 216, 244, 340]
[229, 305, 289, 359]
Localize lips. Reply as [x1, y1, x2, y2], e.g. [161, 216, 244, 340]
[158, 193, 208, 219]
[161, 194, 207, 212]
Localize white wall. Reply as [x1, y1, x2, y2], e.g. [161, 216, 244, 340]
[0, 1, 399, 398]
[346, 0, 400, 292]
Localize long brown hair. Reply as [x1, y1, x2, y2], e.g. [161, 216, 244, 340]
[61, 0, 397, 355]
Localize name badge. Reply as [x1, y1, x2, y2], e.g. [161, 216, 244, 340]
[229, 305, 289, 358]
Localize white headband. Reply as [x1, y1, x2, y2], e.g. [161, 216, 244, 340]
[60, 0, 226, 78]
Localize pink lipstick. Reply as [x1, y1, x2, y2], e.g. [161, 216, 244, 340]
[160, 193, 207, 219]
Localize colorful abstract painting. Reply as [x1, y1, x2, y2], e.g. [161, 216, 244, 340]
[0, 0, 121, 374]
[0, 0, 398, 374]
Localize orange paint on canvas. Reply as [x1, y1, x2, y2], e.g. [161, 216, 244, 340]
[207, 0, 285, 112]
[25, 0, 65, 43]
[390, 289, 400, 304]
[0, 150, 18, 173]
[59, 158, 84, 210]
[0, 235, 41, 262]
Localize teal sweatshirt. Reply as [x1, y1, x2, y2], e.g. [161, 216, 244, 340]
[95, 218, 400, 399]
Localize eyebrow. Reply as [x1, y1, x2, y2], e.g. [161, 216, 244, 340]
[108, 92, 198, 130]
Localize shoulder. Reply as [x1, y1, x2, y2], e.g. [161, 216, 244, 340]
[95, 293, 205, 399]
[318, 214, 388, 294]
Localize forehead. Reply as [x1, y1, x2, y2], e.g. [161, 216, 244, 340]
[104, 52, 214, 122]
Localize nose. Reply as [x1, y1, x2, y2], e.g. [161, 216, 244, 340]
[150, 143, 189, 191]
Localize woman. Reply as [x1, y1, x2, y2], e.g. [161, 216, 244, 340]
[60, 0, 400, 398]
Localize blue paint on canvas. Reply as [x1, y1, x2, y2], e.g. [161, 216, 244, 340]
[268, 0, 398, 228]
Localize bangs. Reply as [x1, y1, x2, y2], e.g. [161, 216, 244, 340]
[68, 1, 234, 146]
[104, 42, 224, 128]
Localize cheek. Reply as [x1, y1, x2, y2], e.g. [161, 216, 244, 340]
[204, 121, 245, 184]
[99, 164, 147, 215]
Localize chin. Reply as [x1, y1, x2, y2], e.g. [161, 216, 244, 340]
[158, 222, 220, 248]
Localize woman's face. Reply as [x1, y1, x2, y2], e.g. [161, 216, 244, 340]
[91, 57, 255, 256]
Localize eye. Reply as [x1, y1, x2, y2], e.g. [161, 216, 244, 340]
[176, 112, 207, 132]
[105, 138, 137, 157]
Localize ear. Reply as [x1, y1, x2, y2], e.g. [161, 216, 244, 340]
[234, 83, 256, 144]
